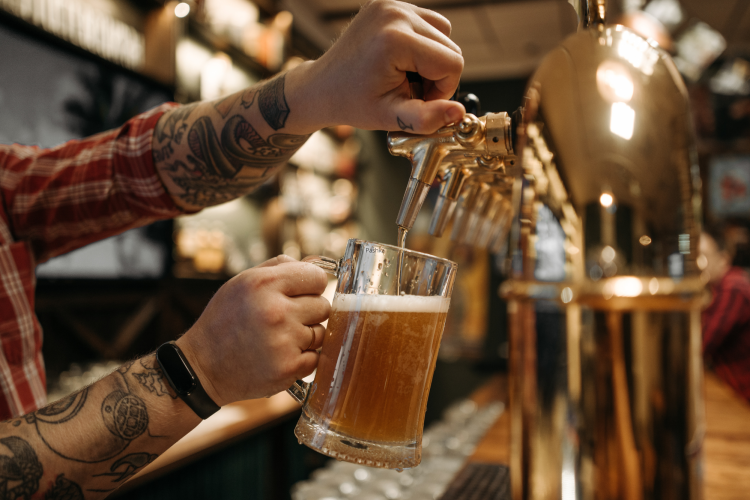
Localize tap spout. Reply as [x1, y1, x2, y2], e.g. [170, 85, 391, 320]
[429, 167, 471, 236]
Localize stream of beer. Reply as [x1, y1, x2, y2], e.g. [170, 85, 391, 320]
[396, 226, 408, 296]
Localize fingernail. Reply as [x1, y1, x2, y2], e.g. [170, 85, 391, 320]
[445, 107, 463, 125]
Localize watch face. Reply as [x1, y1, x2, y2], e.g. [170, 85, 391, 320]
[158, 344, 197, 396]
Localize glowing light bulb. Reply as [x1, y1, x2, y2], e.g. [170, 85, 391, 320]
[600, 193, 614, 207]
[175, 2, 190, 18]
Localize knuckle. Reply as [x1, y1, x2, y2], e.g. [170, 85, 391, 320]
[245, 268, 276, 292]
[373, 0, 403, 19]
[433, 13, 452, 35]
[376, 27, 406, 52]
[259, 302, 286, 326]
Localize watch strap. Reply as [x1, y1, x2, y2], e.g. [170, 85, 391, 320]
[156, 342, 221, 420]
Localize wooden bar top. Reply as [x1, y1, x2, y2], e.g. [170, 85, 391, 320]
[467, 371, 750, 499]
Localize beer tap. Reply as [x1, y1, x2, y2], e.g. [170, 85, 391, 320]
[450, 182, 484, 244]
[387, 92, 519, 242]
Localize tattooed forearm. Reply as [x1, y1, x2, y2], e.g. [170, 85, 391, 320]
[131, 358, 177, 399]
[258, 75, 290, 130]
[46, 474, 84, 499]
[0, 436, 43, 498]
[155, 102, 199, 145]
[0, 353, 199, 498]
[154, 74, 311, 209]
[93, 452, 158, 483]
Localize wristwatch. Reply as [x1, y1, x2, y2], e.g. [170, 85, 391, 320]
[156, 341, 220, 419]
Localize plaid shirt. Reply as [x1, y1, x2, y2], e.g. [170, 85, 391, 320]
[0, 102, 181, 419]
[703, 266, 750, 402]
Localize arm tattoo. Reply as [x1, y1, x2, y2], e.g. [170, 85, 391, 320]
[155, 74, 311, 207]
[240, 88, 256, 109]
[155, 102, 199, 145]
[166, 114, 308, 206]
[45, 474, 84, 499]
[397, 116, 414, 131]
[258, 75, 290, 130]
[131, 358, 177, 399]
[0, 356, 178, 498]
[214, 88, 256, 117]
[25, 368, 149, 464]
[93, 452, 158, 483]
[0, 436, 43, 498]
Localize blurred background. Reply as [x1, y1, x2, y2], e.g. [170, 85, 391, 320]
[0, 0, 749, 498]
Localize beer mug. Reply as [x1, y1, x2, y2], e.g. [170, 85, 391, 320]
[287, 239, 457, 470]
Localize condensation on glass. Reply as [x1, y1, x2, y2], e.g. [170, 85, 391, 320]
[288, 240, 457, 470]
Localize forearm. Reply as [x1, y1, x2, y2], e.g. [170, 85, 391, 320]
[1, 353, 200, 498]
[153, 61, 329, 211]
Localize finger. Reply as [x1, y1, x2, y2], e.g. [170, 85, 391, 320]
[388, 98, 465, 134]
[294, 350, 320, 380]
[299, 323, 325, 352]
[413, 6, 453, 38]
[410, 13, 461, 57]
[274, 262, 329, 297]
[289, 295, 331, 326]
[256, 254, 298, 268]
[395, 35, 463, 100]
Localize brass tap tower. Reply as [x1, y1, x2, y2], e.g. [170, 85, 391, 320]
[388, 111, 518, 250]
[387, 0, 705, 498]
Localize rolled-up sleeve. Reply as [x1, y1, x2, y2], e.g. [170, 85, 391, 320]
[0, 102, 185, 264]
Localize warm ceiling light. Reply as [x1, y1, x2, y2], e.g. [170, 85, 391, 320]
[175, 2, 190, 18]
[600, 193, 614, 207]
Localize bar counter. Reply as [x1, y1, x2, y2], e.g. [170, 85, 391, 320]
[455, 371, 750, 500]
[119, 369, 750, 498]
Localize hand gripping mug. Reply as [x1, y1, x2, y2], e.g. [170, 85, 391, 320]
[287, 239, 457, 470]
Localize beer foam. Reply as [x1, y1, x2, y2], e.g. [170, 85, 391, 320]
[332, 293, 450, 313]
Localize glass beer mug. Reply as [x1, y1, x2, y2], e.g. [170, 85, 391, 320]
[287, 239, 457, 469]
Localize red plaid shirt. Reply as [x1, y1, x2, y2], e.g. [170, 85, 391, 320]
[0, 102, 181, 419]
[702, 266, 750, 402]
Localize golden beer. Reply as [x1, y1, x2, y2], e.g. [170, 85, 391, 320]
[291, 239, 457, 469]
[305, 293, 449, 451]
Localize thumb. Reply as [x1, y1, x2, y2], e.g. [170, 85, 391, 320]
[256, 254, 298, 268]
[388, 98, 465, 134]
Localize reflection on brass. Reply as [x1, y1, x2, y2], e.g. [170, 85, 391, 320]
[386, 1, 705, 497]
[386, 0, 706, 498]
[502, 0, 705, 498]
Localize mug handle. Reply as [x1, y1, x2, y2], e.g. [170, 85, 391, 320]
[286, 255, 341, 405]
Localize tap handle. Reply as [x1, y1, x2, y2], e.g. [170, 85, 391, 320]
[456, 92, 481, 117]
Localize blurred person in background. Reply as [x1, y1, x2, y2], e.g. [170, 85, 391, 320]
[0, 1, 466, 497]
[700, 227, 750, 402]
